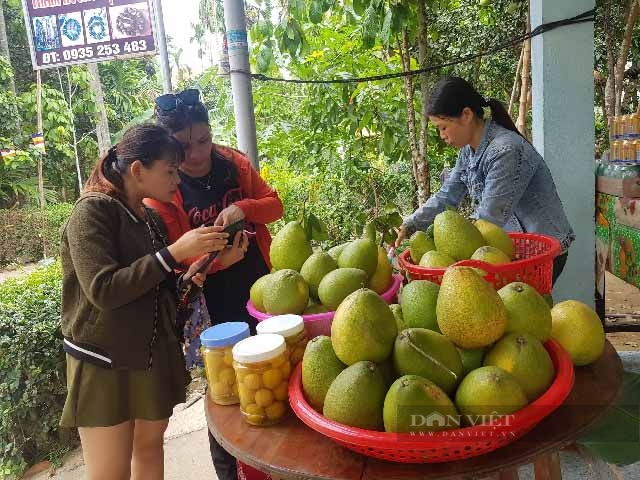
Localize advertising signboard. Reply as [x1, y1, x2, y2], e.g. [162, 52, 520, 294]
[22, 0, 157, 69]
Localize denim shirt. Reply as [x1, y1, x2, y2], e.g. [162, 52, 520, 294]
[404, 121, 575, 252]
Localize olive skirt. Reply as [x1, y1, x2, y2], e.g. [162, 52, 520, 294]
[60, 336, 189, 428]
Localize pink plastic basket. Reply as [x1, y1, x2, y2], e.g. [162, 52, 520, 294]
[246, 274, 404, 338]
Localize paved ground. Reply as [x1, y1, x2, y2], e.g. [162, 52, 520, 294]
[10, 268, 640, 479]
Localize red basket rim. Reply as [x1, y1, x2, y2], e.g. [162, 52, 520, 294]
[397, 232, 561, 276]
[246, 273, 404, 323]
[288, 338, 574, 448]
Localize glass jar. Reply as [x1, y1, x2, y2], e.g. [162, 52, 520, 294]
[256, 314, 309, 365]
[200, 322, 250, 405]
[624, 140, 636, 164]
[232, 334, 291, 426]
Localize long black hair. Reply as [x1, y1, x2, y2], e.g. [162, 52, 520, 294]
[154, 91, 238, 181]
[85, 123, 184, 198]
[426, 77, 524, 138]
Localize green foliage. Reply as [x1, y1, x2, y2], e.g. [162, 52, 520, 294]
[261, 156, 413, 247]
[0, 203, 73, 265]
[0, 261, 76, 477]
[0, 57, 20, 140]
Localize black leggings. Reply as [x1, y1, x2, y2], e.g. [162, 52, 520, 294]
[208, 430, 237, 480]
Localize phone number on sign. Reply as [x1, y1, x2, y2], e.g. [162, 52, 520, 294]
[41, 40, 149, 65]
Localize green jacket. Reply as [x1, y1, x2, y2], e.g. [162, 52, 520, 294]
[60, 192, 180, 369]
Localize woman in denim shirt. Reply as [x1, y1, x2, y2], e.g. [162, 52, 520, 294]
[397, 77, 574, 282]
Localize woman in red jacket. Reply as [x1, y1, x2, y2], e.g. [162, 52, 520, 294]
[145, 89, 283, 480]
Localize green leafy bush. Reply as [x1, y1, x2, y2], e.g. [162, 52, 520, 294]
[0, 261, 77, 477]
[0, 261, 76, 477]
[0, 203, 73, 266]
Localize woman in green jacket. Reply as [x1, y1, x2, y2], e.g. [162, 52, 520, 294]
[60, 124, 229, 480]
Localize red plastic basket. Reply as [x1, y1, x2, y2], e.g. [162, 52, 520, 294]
[397, 233, 561, 295]
[288, 339, 574, 464]
[246, 274, 404, 339]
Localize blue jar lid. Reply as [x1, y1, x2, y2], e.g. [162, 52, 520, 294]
[200, 322, 250, 348]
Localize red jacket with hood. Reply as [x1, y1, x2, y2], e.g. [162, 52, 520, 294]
[144, 145, 282, 272]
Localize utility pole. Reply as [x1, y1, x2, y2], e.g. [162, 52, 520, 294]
[153, 0, 172, 93]
[222, 0, 259, 170]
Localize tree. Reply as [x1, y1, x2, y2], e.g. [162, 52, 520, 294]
[87, 63, 111, 156]
[0, 0, 16, 95]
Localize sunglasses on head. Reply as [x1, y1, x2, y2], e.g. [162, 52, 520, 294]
[155, 89, 200, 112]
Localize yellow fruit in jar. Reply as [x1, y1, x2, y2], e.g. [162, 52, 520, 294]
[245, 403, 265, 415]
[238, 383, 254, 405]
[262, 368, 283, 389]
[281, 360, 292, 378]
[274, 381, 288, 401]
[247, 415, 264, 425]
[223, 349, 234, 366]
[244, 373, 262, 390]
[290, 346, 306, 364]
[205, 366, 219, 383]
[212, 382, 230, 396]
[265, 401, 286, 420]
[245, 403, 265, 424]
[255, 388, 275, 408]
[219, 368, 236, 386]
[209, 354, 226, 370]
[232, 383, 239, 396]
[271, 355, 286, 368]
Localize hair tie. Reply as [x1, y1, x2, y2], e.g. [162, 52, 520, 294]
[107, 145, 119, 170]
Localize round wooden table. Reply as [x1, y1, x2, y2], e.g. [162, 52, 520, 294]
[206, 341, 623, 480]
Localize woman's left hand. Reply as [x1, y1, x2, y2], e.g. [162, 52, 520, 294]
[183, 255, 210, 287]
[217, 231, 249, 268]
[214, 204, 245, 227]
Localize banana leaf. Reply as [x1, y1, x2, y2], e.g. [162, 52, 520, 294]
[577, 371, 640, 465]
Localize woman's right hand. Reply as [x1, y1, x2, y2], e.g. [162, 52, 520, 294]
[395, 224, 408, 248]
[168, 226, 229, 263]
[216, 231, 249, 268]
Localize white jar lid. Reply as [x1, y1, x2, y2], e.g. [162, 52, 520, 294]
[256, 314, 305, 338]
[232, 333, 286, 364]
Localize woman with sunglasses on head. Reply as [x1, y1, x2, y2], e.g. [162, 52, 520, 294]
[60, 124, 229, 480]
[145, 89, 283, 480]
[396, 77, 574, 283]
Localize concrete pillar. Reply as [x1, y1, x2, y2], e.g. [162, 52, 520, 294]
[531, 0, 595, 306]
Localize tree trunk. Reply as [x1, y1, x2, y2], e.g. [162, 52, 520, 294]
[615, 0, 639, 116]
[417, 0, 430, 201]
[398, 30, 427, 208]
[88, 63, 111, 156]
[0, 0, 16, 95]
[604, 0, 617, 127]
[509, 46, 524, 119]
[517, 8, 531, 138]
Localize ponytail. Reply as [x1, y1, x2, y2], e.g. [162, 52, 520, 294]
[85, 145, 125, 198]
[486, 98, 525, 139]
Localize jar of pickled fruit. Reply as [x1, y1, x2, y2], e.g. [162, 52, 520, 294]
[232, 334, 292, 426]
[256, 314, 308, 365]
[200, 322, 250, 405]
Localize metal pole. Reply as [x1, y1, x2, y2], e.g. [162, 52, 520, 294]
[35, 70, 45, 209]
[222, 0, 259, 170]
[152, 0, 172, 93]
